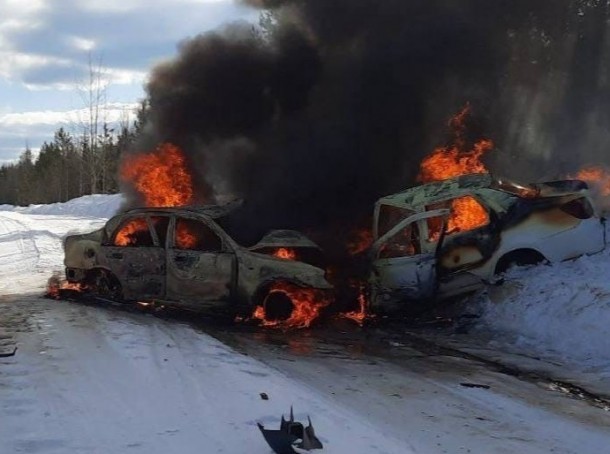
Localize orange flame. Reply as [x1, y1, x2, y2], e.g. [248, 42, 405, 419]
[114, 218, 149, 246]
[175, 221, 198, 249]
[273, 248, 297, 260]
[253, 281, 331, 329]
[346, 228, 374, 255]
[573, 166, 610, 196]
[418, 105, 493, 182]
[418, 105, 493, 239]
[121, 143, 194, 207]
[46, 275, 87, 299]
[339, 285, 371, 326]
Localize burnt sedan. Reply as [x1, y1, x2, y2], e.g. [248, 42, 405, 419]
[63, 203, 331, 319]
[370, 173, 606, 314]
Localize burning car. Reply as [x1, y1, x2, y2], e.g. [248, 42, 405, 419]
[369, 173, 606, 314]
[63, 201, 332, 322]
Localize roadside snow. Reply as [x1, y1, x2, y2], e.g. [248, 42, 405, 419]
[0, 194, 122, 295]
[0, 193, 124, 218]
[477, 240, 610, 374]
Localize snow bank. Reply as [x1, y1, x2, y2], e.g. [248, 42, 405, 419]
[477, 243, 610, 371]
[0, 193, 124, 219]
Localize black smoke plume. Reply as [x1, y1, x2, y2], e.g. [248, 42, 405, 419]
[125, 0, 610, 250]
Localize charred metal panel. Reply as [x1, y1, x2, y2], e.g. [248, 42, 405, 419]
[166, 250, 235, 307]
[439, 245, 485, 270]
[102, 246, 166, 300]
[63, 229, 103, 269]
[379, 173, 494, 210]
[237, 250, 331, 306]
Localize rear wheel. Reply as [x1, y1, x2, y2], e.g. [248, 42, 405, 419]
[89, 269, 123, 301]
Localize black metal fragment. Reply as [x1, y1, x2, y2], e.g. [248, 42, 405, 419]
[258, 406, 323, 453]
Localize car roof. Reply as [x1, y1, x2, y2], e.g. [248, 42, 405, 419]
[120, 199, 242, 220]
[378, 173, 495, 209]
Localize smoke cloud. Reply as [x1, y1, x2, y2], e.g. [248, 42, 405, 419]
[126, 0, 610, 249]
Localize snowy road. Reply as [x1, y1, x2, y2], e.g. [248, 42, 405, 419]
[2, 195, 610, 453]
[2, 296, 610, 454]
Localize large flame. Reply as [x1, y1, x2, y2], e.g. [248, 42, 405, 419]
[418, 105, 493, 239]
[121, 143, 194, 207]
[118, 143, 196, 246]
[253, 281, 331, 329]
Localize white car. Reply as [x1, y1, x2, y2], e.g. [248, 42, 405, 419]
[369, 173, 606, 314]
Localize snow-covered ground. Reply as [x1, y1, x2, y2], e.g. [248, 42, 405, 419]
[0, 194, 122, 295]
[475, 244, 610, 377]
[2, 194, 610, 453]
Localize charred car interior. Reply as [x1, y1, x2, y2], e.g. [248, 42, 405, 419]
[63, 202, 331, 321]
[369, 173, 606, 314]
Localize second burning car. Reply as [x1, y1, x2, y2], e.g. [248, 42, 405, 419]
[369, 173, 606, 314]
[63, 202, 331, 320]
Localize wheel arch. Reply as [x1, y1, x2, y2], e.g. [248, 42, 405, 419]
[493, 248, 547, 275]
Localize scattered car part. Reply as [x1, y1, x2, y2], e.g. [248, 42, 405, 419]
[0, 346, 16, 357]
[258, 407, 323, 454]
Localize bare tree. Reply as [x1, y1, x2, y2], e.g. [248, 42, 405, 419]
[77, 53, 108, 195]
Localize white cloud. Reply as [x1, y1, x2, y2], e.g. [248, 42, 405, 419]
[0, 0, 46, 19]
[103, 67, 147, 86]
[68, 36, 96, 52]
[0, 103, 139, 130]
[79, 0, 232, 13]
[0, 51, 72, 81]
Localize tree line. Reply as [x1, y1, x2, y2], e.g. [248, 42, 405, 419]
[0, 102, 147, 206]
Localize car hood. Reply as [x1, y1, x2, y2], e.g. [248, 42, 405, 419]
[249, 230, 321, 251]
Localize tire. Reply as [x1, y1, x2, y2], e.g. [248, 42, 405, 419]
[262, 290, 294, 321]
[91, 269, 123, 301]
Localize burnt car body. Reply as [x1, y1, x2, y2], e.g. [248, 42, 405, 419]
[63, 203, 331, 317]
[370, 173, 606, 314]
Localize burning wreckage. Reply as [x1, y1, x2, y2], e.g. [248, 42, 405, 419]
[370, 173, 606, 314]
[62, 201, 332, 325]
[61, 171, 605, 322]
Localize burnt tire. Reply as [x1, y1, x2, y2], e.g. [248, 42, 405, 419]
[262, 290, 294, 321]
[494, 249, 546, 276]
[90, 270, 123, 301]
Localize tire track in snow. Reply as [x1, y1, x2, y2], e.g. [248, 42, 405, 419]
[0, 214, 40, 277]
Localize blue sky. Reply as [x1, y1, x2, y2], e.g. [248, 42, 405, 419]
[0, 0, 255, 163]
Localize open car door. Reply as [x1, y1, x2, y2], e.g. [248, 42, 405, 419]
[369, 209, 449, 314]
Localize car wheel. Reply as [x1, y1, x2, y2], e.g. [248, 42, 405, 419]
[262, 290, 294, 321]
[92, 270, 123, 301]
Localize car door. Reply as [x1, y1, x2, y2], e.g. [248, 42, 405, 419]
[370, 209, 449, 308]
[103, 214, 167, 300]
[166, 215, 236, 308]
